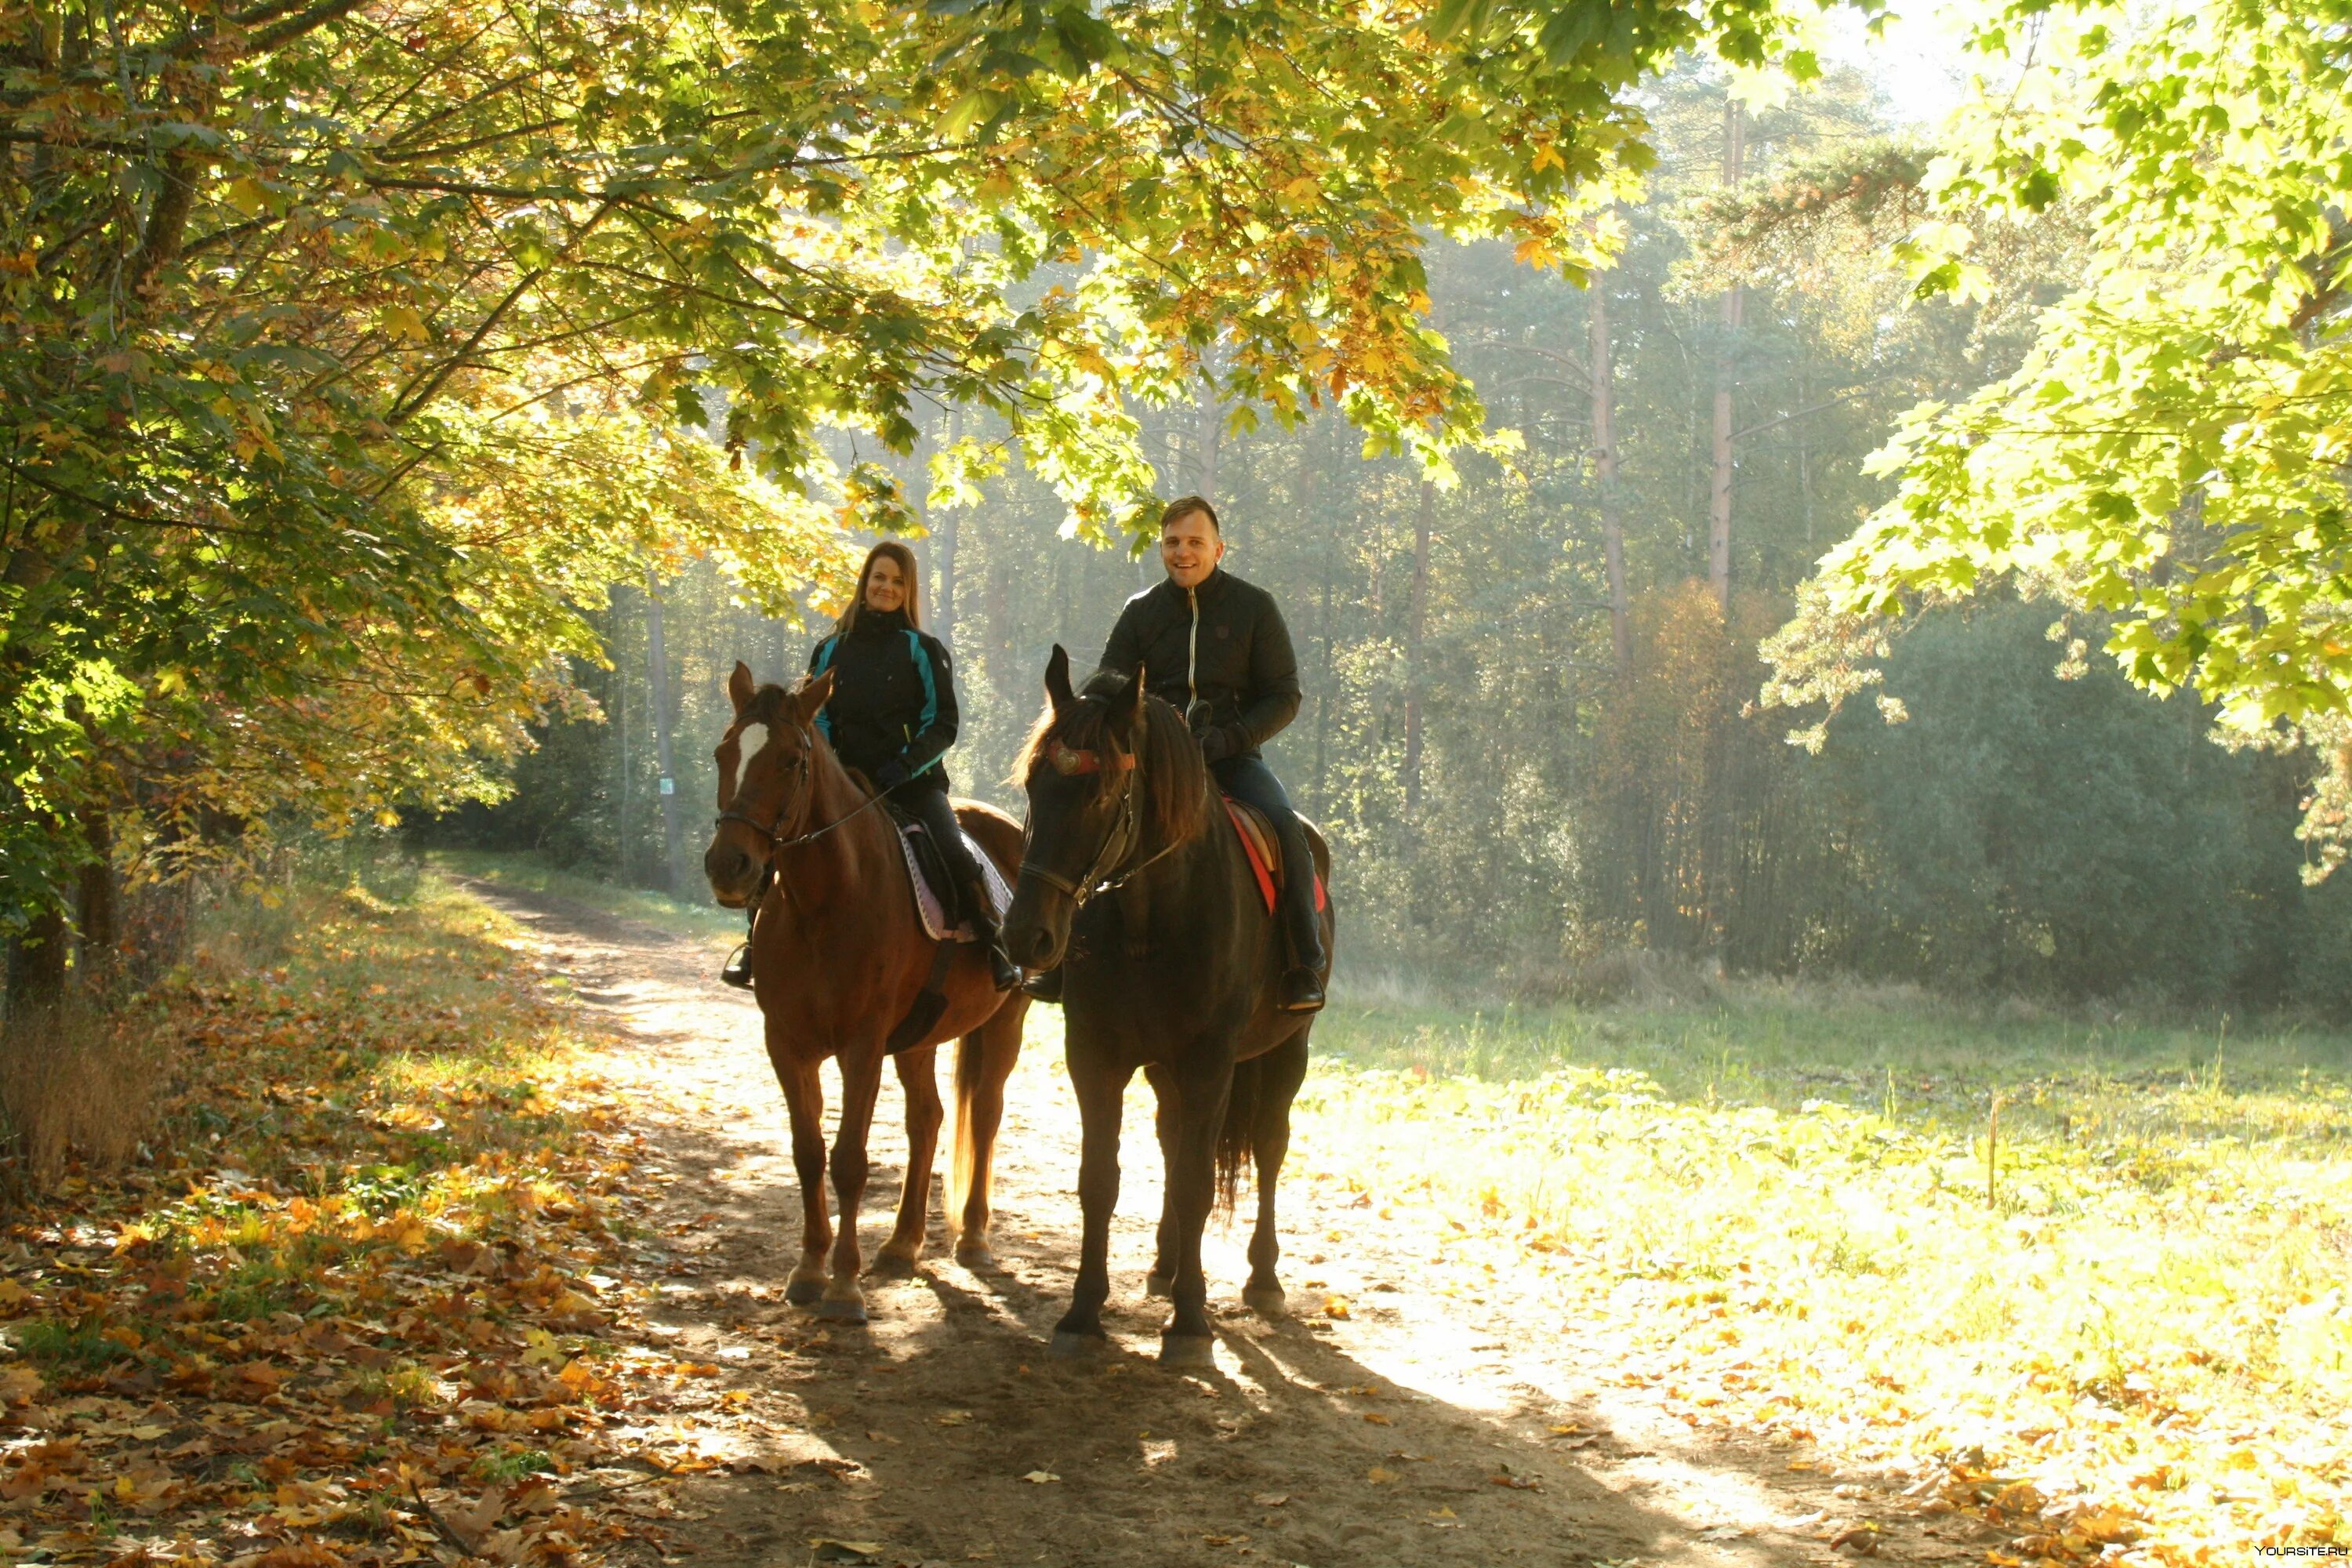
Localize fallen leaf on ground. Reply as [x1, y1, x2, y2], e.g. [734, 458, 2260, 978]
[1253, 1493, 1289, 1507]
[1022, 1469, 1059, 1483]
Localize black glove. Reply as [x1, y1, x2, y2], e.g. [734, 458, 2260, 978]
[1197, 726, 1237, 765]
[874, 757, 911, 792]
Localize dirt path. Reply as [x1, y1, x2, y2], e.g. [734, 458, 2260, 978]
[462, 878, 1948, 1568]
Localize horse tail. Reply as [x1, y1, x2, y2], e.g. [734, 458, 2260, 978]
[948, 1029, 986, 1236]
[1216, 1055, 1261, 1215]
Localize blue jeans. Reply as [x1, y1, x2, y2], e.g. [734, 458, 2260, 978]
[1212, 756, 1325, 972]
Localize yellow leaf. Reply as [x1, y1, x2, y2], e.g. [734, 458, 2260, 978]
[1022, 1470, 1059, 1484]
[1367, 1466, 1399, 1483]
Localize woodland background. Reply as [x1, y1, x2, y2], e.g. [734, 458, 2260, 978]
[414, 62, 2352, 1014]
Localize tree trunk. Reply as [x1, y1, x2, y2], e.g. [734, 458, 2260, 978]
[1190, 375, 1221, 502]
[1590, 276, 1630, 672]
[1403, 478, 1434, 816]
[1708, 97, 1745, 612]
[76, 805, 117, 982]
[643, 573, 690, 895]
[7, 910, 71, 1015]
[611, 604, 632, 884]
[935, 408, 961, 646]
[1305, 435, 1331, 815]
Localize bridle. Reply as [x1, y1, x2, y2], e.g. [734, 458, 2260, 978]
[1018, 735, 1184, 907]
[713, 719, 888, 886]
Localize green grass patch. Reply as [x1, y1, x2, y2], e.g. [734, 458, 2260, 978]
[1299, 994, 2352, 1560]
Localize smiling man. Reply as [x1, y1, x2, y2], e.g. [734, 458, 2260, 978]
[1023, 494, 1324, 1012]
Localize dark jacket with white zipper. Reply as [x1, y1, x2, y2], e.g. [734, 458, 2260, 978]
[1098, 568, 1300, 760]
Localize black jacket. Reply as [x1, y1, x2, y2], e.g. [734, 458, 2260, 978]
[1098, 568, 1301, 760]
[808, 609, 958, 790]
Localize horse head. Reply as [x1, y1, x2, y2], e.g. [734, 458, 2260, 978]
[1003, 645, 1204, 972]
[703, 659, 834, 908]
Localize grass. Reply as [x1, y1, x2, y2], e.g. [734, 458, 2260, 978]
[1297, 993, 2352, 1563]
[423, 847, 745, 942]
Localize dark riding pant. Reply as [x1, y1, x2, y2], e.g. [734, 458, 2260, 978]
[1210, 756, 1324, 974]
[891, 775, 994, 924]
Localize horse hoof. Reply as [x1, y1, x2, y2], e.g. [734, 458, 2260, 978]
[1145, 1271, 1174, 1298]
[1049, 1330, 1107, 1360]
[1242, 1285, 1287, 1317]
[783, 1276, 824, 1307]
[1159, 1334, 1217, 1370]
[867, 1250, 920, 1280]
[954, 1245, 999, 1272]
[814, 1297, 869, 1324]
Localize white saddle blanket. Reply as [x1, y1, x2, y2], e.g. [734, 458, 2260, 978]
[895, 818, 1012, 942]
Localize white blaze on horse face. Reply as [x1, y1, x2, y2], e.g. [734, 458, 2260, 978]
[729, 722, 770, 800]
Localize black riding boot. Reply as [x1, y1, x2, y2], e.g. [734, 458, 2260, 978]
[959, 874, 1021, 993]
[720, 902, 757, 989]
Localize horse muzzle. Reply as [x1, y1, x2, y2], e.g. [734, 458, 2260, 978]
[1002, 873, 1074, 971]
[702, 837, 762, 908]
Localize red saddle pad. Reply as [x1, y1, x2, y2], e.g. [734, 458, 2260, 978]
[1222, 797, 1329, 916]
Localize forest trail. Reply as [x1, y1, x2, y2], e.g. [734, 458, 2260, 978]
[459, 877, 1942, 1568]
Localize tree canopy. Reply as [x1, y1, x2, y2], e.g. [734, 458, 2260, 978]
[0, 0, 1822, 935]
[1775, 0, 2352, 866]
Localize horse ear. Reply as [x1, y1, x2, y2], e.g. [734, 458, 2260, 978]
[797, 668, 835, 720]
[728, 661, 757, 715]
[1109, 661, 1145, 733]
[1044, 644, 1075, 713]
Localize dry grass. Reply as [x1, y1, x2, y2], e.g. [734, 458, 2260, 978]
[0, 1002, 169, 1191]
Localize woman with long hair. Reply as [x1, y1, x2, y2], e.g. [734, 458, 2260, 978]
[791, 541, 1017, 991]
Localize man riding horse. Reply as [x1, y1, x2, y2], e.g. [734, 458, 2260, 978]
[1022, 495, 1327, 1014]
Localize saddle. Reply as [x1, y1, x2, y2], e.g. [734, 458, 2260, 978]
[883, 799, 1011, 942]
[1222, 797, 1329, 916]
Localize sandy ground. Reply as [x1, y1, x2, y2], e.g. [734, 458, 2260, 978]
[460, 878, 1969, 1568]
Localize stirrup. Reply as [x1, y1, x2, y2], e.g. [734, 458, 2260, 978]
[1021, 966, 1063, 1004]
[720, 942, 753, 989]
[1277, 965, 1325, 1014]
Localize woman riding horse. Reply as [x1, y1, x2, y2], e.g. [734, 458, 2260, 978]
[724, 542, 1018, 993]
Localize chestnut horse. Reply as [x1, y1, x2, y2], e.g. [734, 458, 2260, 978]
[702, 662, 1029, 1323]
[1000, 650, 1334, 1367]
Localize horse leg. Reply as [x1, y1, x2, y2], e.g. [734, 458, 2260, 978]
[1051, 1051, 1133, 1357]
[949, 1009, 1022, 1270]
[818, 1042, 887, 1323]
[771, 1042, 831, 1307]
[1243, 1033, 1310, 1317]
[1160, 1049, 1233, 1369]
[873, 1044, 941, 1278]
[1144, 1062, 1177, 1298]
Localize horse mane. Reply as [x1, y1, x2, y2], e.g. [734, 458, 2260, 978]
[744, 681, 794, 725]
[1015, 669, 1209, 848]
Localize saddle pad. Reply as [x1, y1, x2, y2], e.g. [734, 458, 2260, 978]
[895, 818, 1012, 943]
[1223, 797, 1329, 917]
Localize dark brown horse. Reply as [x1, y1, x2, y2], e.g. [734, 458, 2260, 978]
[1000, 649, 1334, 1367]
[702, 662, 1029, 1323]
